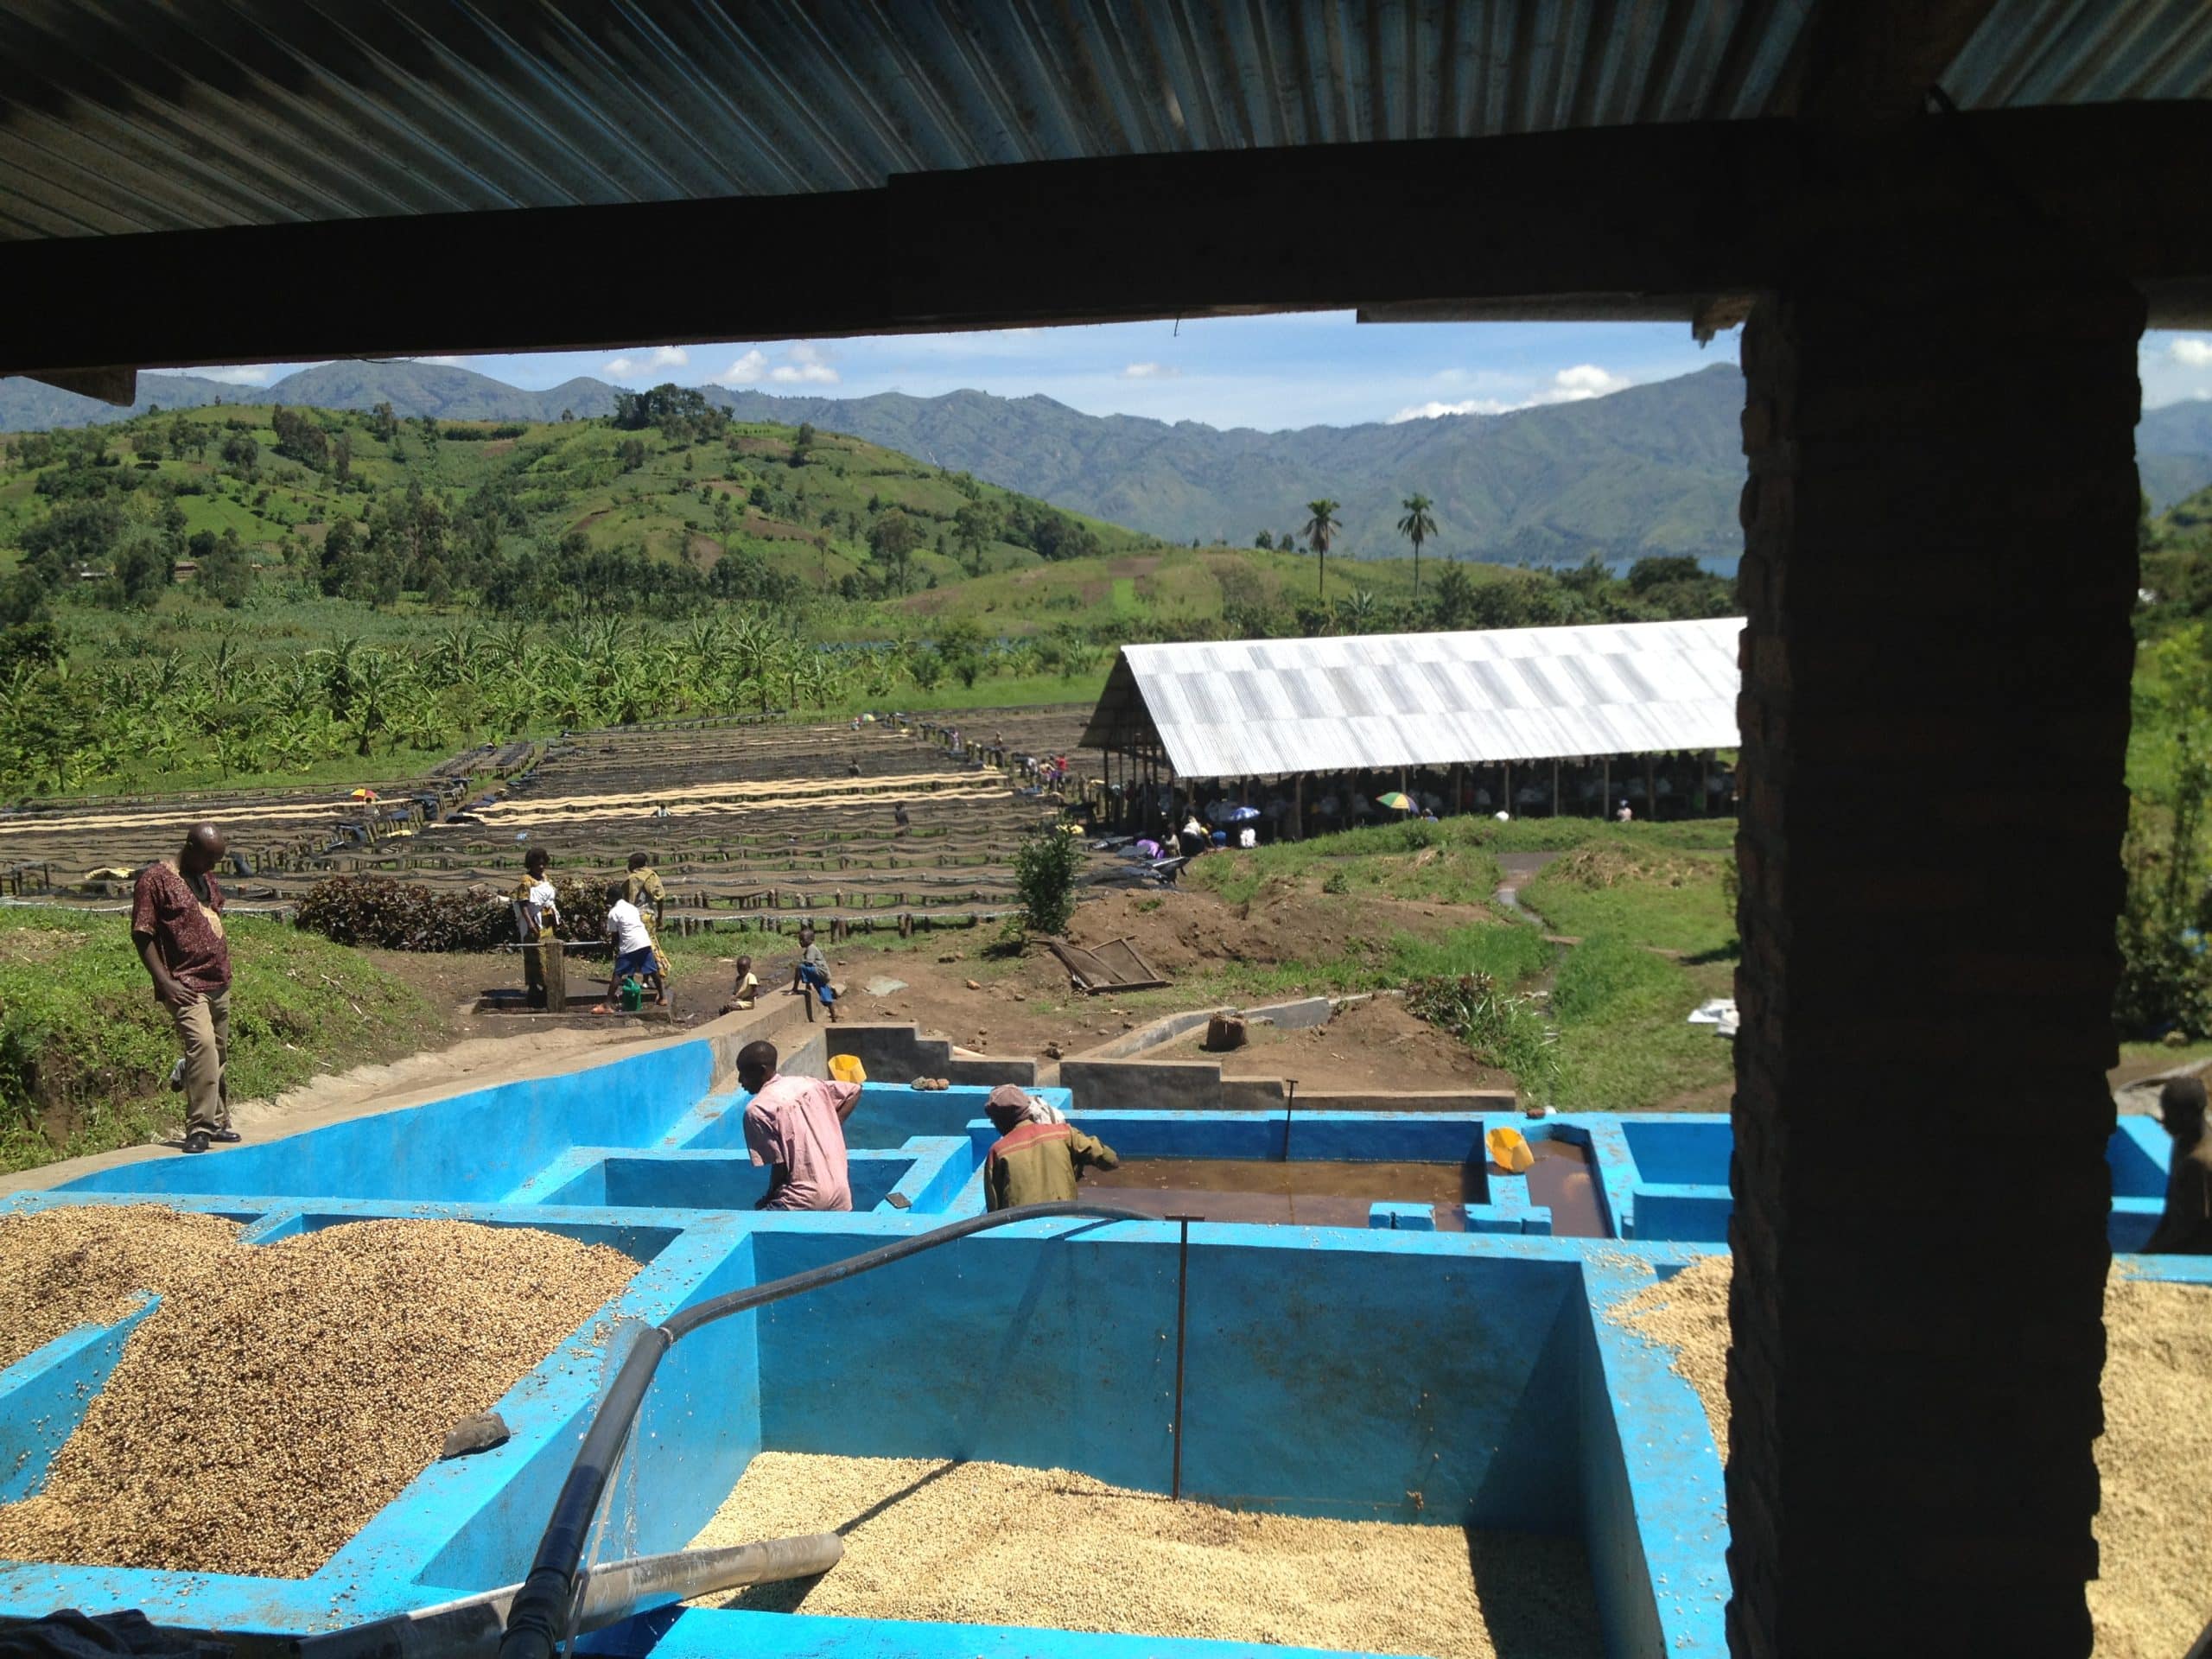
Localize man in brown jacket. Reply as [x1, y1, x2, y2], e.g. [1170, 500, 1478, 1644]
[982, 1091, 1119, 1211]
[132, 824, 237, 1154]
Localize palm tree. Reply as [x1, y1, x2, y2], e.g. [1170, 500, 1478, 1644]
[1397, 494, 1437, 601]
[1302, 499, 1341, 599]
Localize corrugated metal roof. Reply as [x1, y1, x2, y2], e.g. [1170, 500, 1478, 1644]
[1082, 617, 1744, 780]
[0, 0, 2198, 244]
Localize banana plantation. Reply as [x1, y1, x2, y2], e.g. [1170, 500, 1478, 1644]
[0, 613, 1100, 798]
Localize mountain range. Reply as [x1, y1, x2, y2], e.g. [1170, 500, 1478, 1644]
[8, 359, 2212, 559]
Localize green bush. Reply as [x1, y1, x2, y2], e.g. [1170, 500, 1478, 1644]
[1406, 969, 1560, 1103]
[295, 874, 605, 951]
[1014, 824, 1084, 936]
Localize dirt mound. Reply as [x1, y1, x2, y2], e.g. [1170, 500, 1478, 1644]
[1066, 880, 1462, 976]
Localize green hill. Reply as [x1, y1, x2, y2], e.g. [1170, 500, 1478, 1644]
[10, 361, 2212, 532]
[0, 391, 1730, 800]
[0, 395, 1151, 626]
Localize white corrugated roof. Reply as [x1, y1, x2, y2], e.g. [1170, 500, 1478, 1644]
[1081, 618, 1744, 781]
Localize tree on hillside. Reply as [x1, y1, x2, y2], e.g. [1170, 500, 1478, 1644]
[791, 423, 816, 467]
[320, 517, 359, 597]
[1396, 493, 1437, 601]
[197, 529, 253, 607]
[868, 508, 921, 594]
[613, 384, 726, 445]
[953, 502, 998, 576]
[220, 433, 258, 479]
[1255, 529, 1274, 549]
[106, 523, 172, 611]
[369, 402, 398, 443]
[1302, 498, 1341, 599]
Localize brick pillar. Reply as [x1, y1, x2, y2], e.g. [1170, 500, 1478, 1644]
[1730, 282, 2144, 1658]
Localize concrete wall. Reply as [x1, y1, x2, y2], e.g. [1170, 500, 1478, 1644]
[747, 1223, 1584, 1529]
[64, 1038, 723, 1205]
[828, 1024, 1037, 1087]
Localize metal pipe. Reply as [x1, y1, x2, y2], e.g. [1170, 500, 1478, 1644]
[499, 1202, 1147, 1659]
[297, 1536, 842, 1659]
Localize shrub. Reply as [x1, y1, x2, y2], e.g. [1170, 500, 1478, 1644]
[1013, 823, 1084, 937]
[294, 874, 604, 952]
[1407, 969, 1560, 1102]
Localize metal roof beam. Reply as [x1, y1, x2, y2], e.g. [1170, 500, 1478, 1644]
[1, 101, 2209, 379]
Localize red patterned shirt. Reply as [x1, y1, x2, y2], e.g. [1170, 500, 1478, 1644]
[130, 859, 230, 995]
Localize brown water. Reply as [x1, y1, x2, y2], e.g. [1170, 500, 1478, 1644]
[1519, 1139, 1606, 1237]
[1082, 1159, 1478, 1230]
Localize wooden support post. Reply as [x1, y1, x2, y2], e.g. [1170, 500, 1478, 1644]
[1503, 761, 1513, 818]
[1551, 760, 1560, 817]
[1601, 757, 1611, 818]
[1643, 753, 1656, 823]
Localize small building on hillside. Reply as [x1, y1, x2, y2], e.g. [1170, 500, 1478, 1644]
[1078, 617, 1743, 836]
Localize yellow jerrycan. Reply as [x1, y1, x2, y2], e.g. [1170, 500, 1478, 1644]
[1486, 1125, 1535, 1173]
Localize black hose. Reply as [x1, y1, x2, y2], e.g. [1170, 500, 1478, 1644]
[498, 1202, 1147, 1659]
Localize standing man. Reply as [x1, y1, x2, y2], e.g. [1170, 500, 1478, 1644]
[133, 825, 238, 1154]
[738, 1039, 861, 1211]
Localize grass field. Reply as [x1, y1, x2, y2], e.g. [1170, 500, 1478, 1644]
[0, 911, 435, 1173]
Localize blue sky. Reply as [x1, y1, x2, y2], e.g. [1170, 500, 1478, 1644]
[155, 315, 2212, 432]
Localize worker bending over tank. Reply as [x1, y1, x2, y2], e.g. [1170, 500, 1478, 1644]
[2145, 1075, 2212, 1254]
[982, 1091, 1119, 1211]
[739, 1039, 861, 1211]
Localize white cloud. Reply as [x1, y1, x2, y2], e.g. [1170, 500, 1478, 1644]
[1553, 363, 1631, 396]
[602, 345, 690, 377]
[2173, 338, 2212, 369]
[715, 350, 770, 385]
[198, 366, 271, 386]
[1121, 361, 1179, 379]
[710, 344, 840, 387]
[1389, 363, 1634, 423]
[414, 356, 468, 368]
[767, 343, 839, 385]
[1391, 397, 1509, 421]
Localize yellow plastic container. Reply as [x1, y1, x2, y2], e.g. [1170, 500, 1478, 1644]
[829, 1053, 868, 1085]
[1486, 1126, 1535, 1173]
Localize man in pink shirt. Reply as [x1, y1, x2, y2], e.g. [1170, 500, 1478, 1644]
[737, 1039, 862, 1211]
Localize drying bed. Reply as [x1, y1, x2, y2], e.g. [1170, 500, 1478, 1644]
[3, 1031, 2193, 1659]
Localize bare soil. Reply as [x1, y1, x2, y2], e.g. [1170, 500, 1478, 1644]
[829, 880, 1500, 1089]
[1162, 995, 1516, 1093]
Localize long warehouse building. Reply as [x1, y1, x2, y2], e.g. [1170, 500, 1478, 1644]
[1079, 616, 1743, 826]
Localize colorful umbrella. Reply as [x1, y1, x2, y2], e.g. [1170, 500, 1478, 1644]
[1378, 791, 1415, 810]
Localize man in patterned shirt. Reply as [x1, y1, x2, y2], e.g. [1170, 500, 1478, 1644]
[131, 824, 237, 1154]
